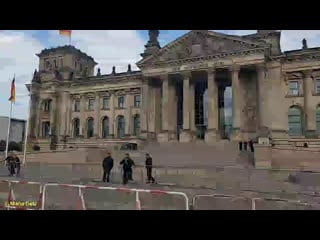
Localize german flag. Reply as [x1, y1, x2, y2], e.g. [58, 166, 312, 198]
[8, 77, 15, 103]
[59, 30, 72, 37]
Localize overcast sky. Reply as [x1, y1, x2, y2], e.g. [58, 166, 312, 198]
[1, 30, 320, 120]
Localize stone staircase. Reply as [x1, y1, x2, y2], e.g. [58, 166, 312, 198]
[142, 141, 241, 168]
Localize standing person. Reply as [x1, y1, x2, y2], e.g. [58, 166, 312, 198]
[5, 153, 15, 176]
[14, 154, 21, 177]
[102, 152, 114, 183]
[145, 153, 155, 184]
[120, 153, 135, 184]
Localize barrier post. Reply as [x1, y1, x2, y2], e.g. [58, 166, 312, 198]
[136, 191, 141, 210]
[251, 198, 257, 210]
[79, 187, 86, 210]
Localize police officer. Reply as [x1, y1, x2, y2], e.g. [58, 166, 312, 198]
[14, 154, 21, 177]
[120, 153, 135, 184]
[5, 153, 16, 176]
[102, 152, 114, 183]
[145, 153, 155, 184]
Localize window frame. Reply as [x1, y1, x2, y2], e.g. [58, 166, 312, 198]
[102, 97, 110, 110]
[74, 99, 81, 112]
[288, 81, 300, 96]
[315, 79, 320, 95]
[134, 95, 141, 108]
[88, 98, 95, 111]
[118, 96, 125, 109]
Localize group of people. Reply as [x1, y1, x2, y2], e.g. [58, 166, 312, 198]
[2, 153, 21, 177]
[102, 152, 155, 185]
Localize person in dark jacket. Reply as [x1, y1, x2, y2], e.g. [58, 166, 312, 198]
[14, 154, 21, 177]
[5, 154, 16, 176]
[145, 153, 155, 184]
[102, 152, 114, 183]
[119, 153, 135, 184]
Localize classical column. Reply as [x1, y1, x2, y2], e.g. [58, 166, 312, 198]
[190, 82, 196, 132]
[231, 65, 242, 140]
[179, 71, 192, 142]
[95, 93, 100, 137]
[66, 95, 72, 136]
[79, 94, 86, 137]
[157, 74, 170, 142]
[59, 91, 70, 137]
[168, 78, 177, 141]
[205, 68, 219, 143]
[125, 93, 132, 136]
[154, 85, 162, 135]
[35, 98, 41, 138]
[303, 70, 317, 137]
[141, 78, 150, 139]
[257, 64, 267, 131]
[109, 92, 115, 138]
[50, 95, 57, 136]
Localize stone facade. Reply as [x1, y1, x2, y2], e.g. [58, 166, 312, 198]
[26, 30, 320, 144]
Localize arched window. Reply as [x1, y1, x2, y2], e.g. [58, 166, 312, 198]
[73, 118, 80, 137]
[316, 106, 320, 135]
[117, 115, 125, 139]
[87, 118, 94, 138]
[133, 114, 140, 136]
[102, 117, 109, 138]
[288, 106, 303, 136]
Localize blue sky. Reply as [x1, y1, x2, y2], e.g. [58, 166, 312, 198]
[1, 30, 320, 120]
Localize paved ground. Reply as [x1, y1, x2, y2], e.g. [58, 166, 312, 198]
[1, 162, 320, 210]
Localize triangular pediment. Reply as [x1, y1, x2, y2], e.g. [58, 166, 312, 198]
[137, 30, 266, 67]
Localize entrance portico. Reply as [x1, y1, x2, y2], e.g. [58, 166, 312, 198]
[141, 63, 264, 143]
[137, 30, 267, 143]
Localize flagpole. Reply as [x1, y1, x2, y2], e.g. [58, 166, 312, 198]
[5, 102, 13, 158]
[22, 83, 32, 165]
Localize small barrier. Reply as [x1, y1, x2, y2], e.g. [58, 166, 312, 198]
[252, 198, 319, 210]
[42, 183, 189, 210]
[0, 179, 318, 210]
[137, 189, 189, 210]
[192, 194, 253, 210]
[0, 180, 42, 210]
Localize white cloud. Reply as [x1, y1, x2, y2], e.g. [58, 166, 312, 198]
[0, 30, 146, 120]
[229, 30, 320, 51]
[0, 30, 43, 120]
[2, 29, 320, 122]
[47, 30, 145, 74]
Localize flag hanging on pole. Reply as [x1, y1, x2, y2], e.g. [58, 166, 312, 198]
[8, 76, 15, 103]
[59, 30, 72, 45]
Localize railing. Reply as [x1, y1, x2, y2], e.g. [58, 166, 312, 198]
[0, 180, 318, 210]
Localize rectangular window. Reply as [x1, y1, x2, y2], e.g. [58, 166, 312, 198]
[44, 100, 52, 112]
[134, 95, 141, 108]
[74, 100, 80, 112]
[88, 99, 95, 111]
[45, 58, 51, 69]
[102, 97, 109, 109]
[316, 79, 320, 94]
[118, 96, 125, 108]
[289, 81, 299, 96]
[59, 57, 63, 68]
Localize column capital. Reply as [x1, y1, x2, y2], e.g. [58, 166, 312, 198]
[181, 71, 192, 79]
[229, 64, 241, 72]
[256, 63, 266, 71]
[302, 69, 313, 78]
[207, 67, 216, 74]
[159, 74, 169, 82]
[142, 76, 150, 84]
